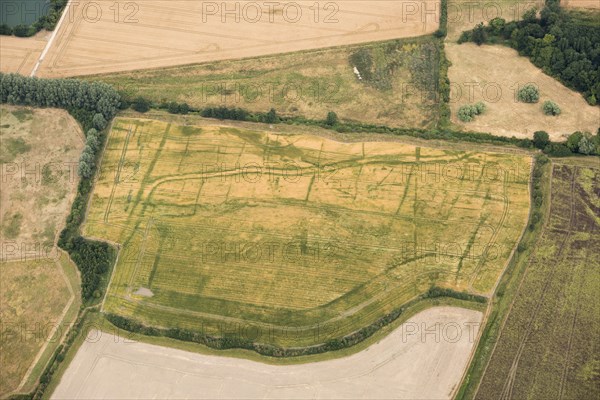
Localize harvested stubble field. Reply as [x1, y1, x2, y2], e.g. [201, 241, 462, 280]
[0, 32, 47, 75]
[89, 37, 443, 129]
[37, 0, 440, 78]
[85, 117, 530, 347]
[475, 162, 600, 400]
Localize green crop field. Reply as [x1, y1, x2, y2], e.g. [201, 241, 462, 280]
[474, 162, 600, 400]
[85, 117, 531, 347]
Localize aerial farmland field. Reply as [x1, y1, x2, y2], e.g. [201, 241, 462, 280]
[0, 106, 83, 396]
[52, 306, 483, 400]
[36, 0, 440, 78]
[82, 116, 531, 347]
[88, 37, 444, 129]
[473, 162, 600, 400]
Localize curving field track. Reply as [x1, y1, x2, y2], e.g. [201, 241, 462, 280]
[35, 0, 440, 77]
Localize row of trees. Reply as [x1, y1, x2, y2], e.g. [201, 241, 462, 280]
[460, 0, 600, 105]
[0, 73, 120, 119]
[533, 130, 599, 156]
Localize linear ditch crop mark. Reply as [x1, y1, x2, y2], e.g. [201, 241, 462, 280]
[104, 126, 133, 223]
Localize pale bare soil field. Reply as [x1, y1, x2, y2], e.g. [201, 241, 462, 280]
[0, 106, 84, 260]
[52, 306, 483, 400]
[446, 43, 600, 139]
[36, 0, 440, 77]
[0, 32, 47, 75]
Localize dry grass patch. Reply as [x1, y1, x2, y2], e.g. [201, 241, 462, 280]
[85, 117, 530, 347]
[0, 254, 80, 396]
[0, 105, 84, 260]
[89, 38, 442, 129]
[446, 43, 599, 139]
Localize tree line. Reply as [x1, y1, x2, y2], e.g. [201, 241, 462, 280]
[459, 0, 600, 105]
[0, 73, 119, 302]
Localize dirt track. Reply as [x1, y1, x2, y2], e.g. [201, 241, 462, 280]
[52, 306, 482, 399]
[0, 33, 47, 75]
[35, 0, 440, 77]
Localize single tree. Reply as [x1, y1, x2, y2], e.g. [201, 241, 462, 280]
[518, 84, 540, 103]
[542, 100, 560, 116]
[533, 130, 550, 149]
[326, 111, 339, 126]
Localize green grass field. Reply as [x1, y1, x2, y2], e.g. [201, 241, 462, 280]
[471, 162, 600, 399]
[86, 37, 442, 129]
[85, 117, 531, 347]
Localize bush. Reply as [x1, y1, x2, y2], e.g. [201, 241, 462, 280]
[577, 133, 597, 155]
[132, 97, 150, 113]
[457, 102, 486, 122]
[13, 24, 33, 37]
[167, 102, 180, 114]
[0, 24, 12, 35]
[543, 143, 572, 157]
[263, 108, 278, 123]
[179, 102, 190, 115]
[472, 23, 488, 45]
[326, 111, 339, 126]
[533, 130, 550, 149]
[542, 100, 560, 116]
[92, 113, 107, 130]
[566, 131, 583, 152]
[518, 84, 540, 103]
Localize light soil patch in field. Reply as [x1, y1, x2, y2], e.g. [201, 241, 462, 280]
[0, 32, 47, 75]
[0, 105, 84, 261]
[52, 306, 483, 400]
[475, 162, 600, 400]
[562, 0, 600, 9]
[446, 0, 545, 41]
[0, 253, 81, 397]
[89, 38, 442, 128]
[37, 0, 440, 77]
[446, 43, 600, 139]
[85, 117, 530, 347]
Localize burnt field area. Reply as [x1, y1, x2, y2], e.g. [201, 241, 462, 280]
[474, 162, 600, 400]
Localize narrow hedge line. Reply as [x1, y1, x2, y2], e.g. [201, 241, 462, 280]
[105, 286, 486, 357]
